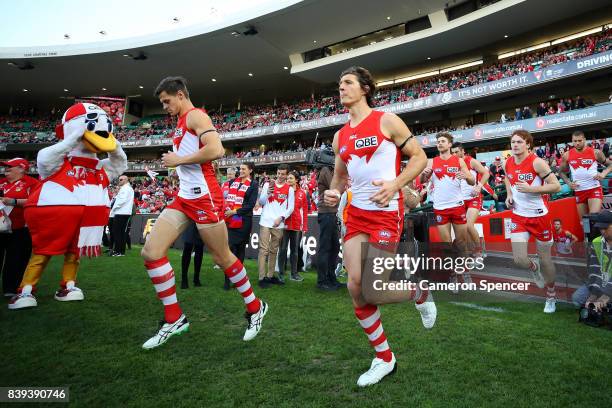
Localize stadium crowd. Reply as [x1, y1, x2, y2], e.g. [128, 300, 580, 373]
[1, 27, 609, 144]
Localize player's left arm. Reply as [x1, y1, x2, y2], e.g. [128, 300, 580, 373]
[370, 113, 427, 206]
[532, 157, 561, 194]
[594, 149, 612, 180]
[162, 110, 225, 167]
[471, 158, 490, 190]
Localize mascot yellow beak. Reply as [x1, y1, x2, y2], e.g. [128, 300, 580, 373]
[82, 131, 117, 153]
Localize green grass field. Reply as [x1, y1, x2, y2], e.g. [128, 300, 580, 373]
[1, 247, 611, 407]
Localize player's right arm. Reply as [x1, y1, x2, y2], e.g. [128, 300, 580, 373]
[503, 161, 513, 208]
[557, 151, 575, 189]
[324, 131, 349, 207]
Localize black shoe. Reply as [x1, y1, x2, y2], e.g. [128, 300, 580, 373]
[193, 280, 202, 287]
[269, 276, 285, 285]
[290, 274, 304, 282]
[331, 281, 346, 288]
[223, 277, 230, 291]
[180, 281, 189, 289]
[316, 283, 338, 291]
[258, 279, 271, 288]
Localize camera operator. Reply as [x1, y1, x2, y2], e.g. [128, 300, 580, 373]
[317, 164, 344, 290]
[579, 211, 612, 311]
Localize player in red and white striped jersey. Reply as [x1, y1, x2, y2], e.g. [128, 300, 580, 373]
[140, 77, 268, 349]
[324, 66, 435, 388]
[558, 130, 612, 222]
[451, 143, 490, 257]
[504, 130, 560, 313]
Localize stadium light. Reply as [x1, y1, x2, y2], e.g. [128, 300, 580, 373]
[138, 85, 144, 89]
[376, 80, 394, 87]
[283, 66, 288, 70]
[439, 60, 483, 74]
[551, 26, 603, 45]
[394, 70, 439, 84]
[101, 88, 107, 91]
[22, 89, 28, 92]
[63, 89, 69, 92]
[248, 73, 253, 77]
[211, 78, 217, 82]
[498, 42, 551, 60]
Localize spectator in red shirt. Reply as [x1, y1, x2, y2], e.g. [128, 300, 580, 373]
[0, 158, 40, 296]
[278, 171, 307, 282]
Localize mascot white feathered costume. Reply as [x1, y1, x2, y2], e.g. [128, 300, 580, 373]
[9, 103, 127, 310]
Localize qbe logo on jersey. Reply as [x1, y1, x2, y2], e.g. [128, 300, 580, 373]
[355, 136, 378, 150]
[517, 173, 534, 182]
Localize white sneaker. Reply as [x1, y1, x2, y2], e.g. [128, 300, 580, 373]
[415, 294, 437, 329]
[8, 293, 37, 310]
[8, 285, 37, 310]
[529, 258, 545, 289]
[142, 314, 190, 349]
[243, 301, 268, 341]
[544, 298, 556, 314]
[54, 281, 85, 302]
[357, 353, 397, 387]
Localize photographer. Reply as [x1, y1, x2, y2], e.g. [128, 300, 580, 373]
[578, 211, 612, 311]
[317, 165, 343, 290]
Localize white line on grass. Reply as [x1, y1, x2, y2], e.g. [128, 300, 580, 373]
[449, 302, 505, 313]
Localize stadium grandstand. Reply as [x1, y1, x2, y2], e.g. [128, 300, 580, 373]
[1, 0, 612, 405]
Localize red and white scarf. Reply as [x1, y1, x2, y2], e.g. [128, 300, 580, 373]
[70, 156, 111, 257]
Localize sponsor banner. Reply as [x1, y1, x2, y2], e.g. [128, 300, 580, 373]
[121, 137, 172, 148]
[418, 103, 612, 147]
[215, 51, 612, 140]
[217, 151, 307, 168]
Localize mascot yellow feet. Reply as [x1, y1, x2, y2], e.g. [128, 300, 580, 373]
[8, 253, 84, 310]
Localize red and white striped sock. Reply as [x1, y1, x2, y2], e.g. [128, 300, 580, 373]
[145, 257, 183, 324]
[545, 282, 556, 299]
[407, 284, 429, 304]
[225, 259, 261, 314]
[355, 304, 393, 362]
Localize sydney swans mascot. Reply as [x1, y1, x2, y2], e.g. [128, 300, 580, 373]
[9, 103, 127, 310]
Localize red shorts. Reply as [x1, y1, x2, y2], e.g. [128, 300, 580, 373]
[345, 205, 403, 249]
[575, 186, 603, 204]
[434, 206, 467, 225]
[510, 213, 553, 242]
[25, 205, 83, 255]
[464, 195, 482, 211]
[166, 194, 224, 224]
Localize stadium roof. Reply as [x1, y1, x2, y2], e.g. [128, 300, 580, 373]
[0, 0, 610, 110]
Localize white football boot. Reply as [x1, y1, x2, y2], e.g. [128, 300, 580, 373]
[142, 314, 190, 350]
[543, 297, 556, 314]
[415, 292, 437, 329]
[357, 353, 397, 387]
[243, 301, 268, 341]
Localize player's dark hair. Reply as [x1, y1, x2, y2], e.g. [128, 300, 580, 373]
[154, 76, 190, 99]
[339, 66, 376, 107]
[452, 142, 464, 150]
[572, 130, 585, 139]
[242, 162, 255, 172]
[278, 164, 290, 173]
